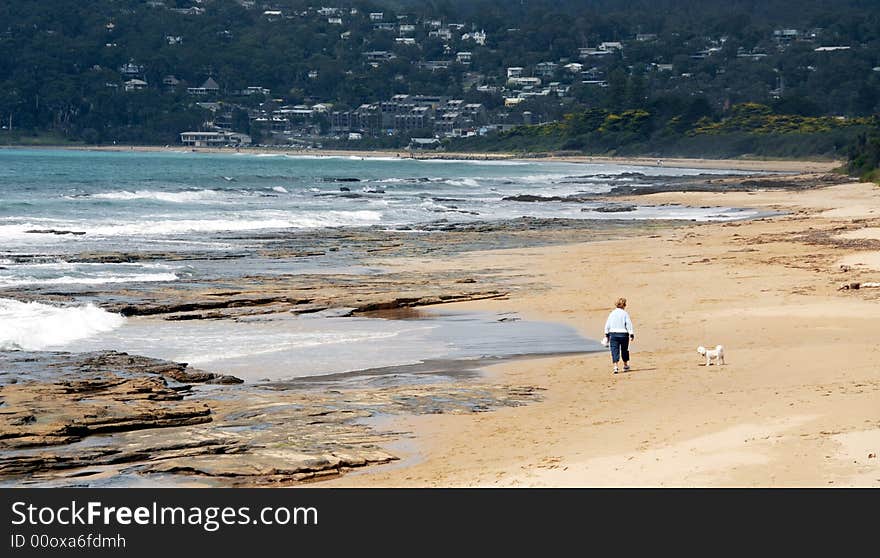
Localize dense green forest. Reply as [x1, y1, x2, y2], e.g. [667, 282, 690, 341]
[447, 102, 876, 159]
[0, 0, 878, 170]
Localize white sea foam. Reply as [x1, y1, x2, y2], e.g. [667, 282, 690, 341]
[180, 329, 408, 365]
[375, 177, 409, 183]
[90, 189, 222, 203]
[271, 186, 289, 193]
[0, 298, 125, 350]
[445, 178, 481, 187]
[6, 261, 173, 270]
[78, 210, 382, 236]
[507, 173, 577, 183]
[0, 272, 178, 287]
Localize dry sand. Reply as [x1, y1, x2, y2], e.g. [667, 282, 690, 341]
[321, 178, 880, 488]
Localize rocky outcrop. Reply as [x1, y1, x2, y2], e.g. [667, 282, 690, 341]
[0, 351, 246, 451]
[98, 282, 508, 320]
[605, 172, 852, 196]
[0, 350, 542, 486]
[0, 375, 210, 449]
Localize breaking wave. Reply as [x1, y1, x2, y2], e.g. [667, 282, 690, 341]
[0, 298, 125, 350]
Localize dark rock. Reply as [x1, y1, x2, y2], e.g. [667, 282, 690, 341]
[503, 194, 566, 202]
[25, 229, 86, 235]
[206, 375, 245, 385]
[590, 204, 638, 213]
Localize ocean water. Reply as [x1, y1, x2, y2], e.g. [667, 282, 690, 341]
[0, 148, 758, 377]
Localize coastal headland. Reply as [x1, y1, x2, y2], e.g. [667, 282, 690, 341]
[1, 153, 877, 487]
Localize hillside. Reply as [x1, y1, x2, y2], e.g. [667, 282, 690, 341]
[0, 0, 877, 162]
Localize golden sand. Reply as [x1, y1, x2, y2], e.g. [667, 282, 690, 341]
[321, 178, 880, 487]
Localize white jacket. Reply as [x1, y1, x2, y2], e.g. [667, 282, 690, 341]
[604, 308, 634, 335]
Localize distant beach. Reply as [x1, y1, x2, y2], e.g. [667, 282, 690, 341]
[38, 143, 844, 173]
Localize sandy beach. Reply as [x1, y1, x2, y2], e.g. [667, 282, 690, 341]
[2, 146, 875, 487]
[319, 176, 880, 487]
[45, 143, 843, 173]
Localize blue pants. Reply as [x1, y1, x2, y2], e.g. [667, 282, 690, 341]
[608, 333, 630, 363]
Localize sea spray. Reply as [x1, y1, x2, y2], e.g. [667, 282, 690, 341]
[0, 272, 178, 287]
[89, 189, 223, 203]
[0, 298, 125, 351]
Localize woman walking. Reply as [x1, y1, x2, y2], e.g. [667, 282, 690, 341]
[604, 297, 635, 374]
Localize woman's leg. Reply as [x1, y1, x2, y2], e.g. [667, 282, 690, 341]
[620, 336, 630, 365]
[609, 336, 621, 368]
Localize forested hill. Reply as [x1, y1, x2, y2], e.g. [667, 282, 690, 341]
[0, 0, 877, 154]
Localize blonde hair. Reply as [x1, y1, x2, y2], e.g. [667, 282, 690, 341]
[615, 297, 627, 308]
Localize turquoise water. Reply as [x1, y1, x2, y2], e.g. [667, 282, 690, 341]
[0, 148, 754, 377]
[0, 148, 758, 284]
[1, 148, 755, 237]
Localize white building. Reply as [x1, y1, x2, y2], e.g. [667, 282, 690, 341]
[508, 77, 541, 87]
[123, 78, 147, 92]
[180, 131, 252, 147]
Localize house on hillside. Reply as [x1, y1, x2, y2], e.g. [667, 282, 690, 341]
[419, 60, 452, 71]
[364, 51, 396, 62]
[599, 41, 623, 52]
[162, 75, 181, 91]
[428, 28, 453, 40]
[462, 30, 487, 45]
[124, 78, 147, 92]
[535, 62, 557, 77]
[119, 61, 144, 75]
[187, 77, 220, 95]
[508, 77, 541, 88]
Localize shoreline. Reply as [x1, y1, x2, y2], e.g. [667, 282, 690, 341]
[2, 143, 843, 173]
[318, 176, 880, 487]
[2, 152, 873, 487]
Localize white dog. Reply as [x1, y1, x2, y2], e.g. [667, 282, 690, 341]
[697, 345, 725, 366]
